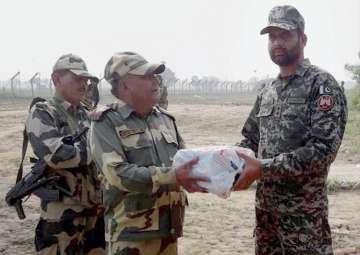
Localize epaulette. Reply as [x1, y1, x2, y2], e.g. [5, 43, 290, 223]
[258, 79, 274, 96]
[156, 106, 176, 121]
[30, 100, 59, 120]
[29, 97, 47, 112]
[89, 104, 113, 121]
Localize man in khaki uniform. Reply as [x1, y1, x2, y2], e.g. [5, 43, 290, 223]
[26, 54, 105, 254]
[90, 52, 206, 255]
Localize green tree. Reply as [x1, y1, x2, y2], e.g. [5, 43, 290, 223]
[345, 51, 360, 84]
[345, 51, 360, 110]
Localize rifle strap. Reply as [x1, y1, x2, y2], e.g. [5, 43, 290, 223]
[16, 97, 46, 183]
[16, 129, 28, 183]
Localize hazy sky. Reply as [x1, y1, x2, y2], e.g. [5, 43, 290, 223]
[1, 0, 359, 82]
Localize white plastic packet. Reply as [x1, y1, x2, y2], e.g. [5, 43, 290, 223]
[172, 146, 255, 198]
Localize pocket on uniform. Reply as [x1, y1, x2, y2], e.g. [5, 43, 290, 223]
[256, 98, 274, 117]
[161, 130, 179, 161]
[161, 131, 178, 147]
[122, 193, 160, 232]
[124, 193, 156, 213]
[35, 218, 60, 252]
[119, 133, 153, 165]
[121, 134, 152, 151]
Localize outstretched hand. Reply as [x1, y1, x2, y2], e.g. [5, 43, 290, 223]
[232, 152, 262, 191]
[175, 157, 209, 193]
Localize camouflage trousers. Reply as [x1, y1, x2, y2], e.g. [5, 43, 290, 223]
[106, 236, 177, 255]
[255, 207, 333, 255]
[35, 201, 106, 255]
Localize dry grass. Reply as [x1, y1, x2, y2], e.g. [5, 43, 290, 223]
[0, 96, 360, 254]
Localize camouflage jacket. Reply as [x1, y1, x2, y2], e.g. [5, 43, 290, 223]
[25, 93, 102, 208]
[239, 59, 348, 215]
[90, 100, 187, 242]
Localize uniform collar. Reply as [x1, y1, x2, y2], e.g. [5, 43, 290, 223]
[115, 100, 157, 119]
[295, 58, 311, 77]
[53, 92, 80, 113]
[276, 58, 311, 80]
[115, 100, 133, 119]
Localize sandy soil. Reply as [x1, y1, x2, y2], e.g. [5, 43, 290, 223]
[0, 100, 360, 254]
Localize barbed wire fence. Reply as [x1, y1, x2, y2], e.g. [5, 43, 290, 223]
[0, 72, 268, 103]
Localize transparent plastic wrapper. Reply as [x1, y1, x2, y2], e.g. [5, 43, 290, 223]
[172, 146, 255, 198]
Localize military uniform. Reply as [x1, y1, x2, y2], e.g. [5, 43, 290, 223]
[26, 54, 105, 255]
[91, 52, 187, 255]
[90, 102, 186, 255]
[239, 58, 347, 254]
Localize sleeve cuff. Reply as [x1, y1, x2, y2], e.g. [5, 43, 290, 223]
[260, 158, 273, 178]
[149, 166, 177, 193]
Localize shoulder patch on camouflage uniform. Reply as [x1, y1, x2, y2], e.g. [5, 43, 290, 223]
[312, 72, 339, 112]
[89, 104, 113, 121]
[156, 107, 176, 121]
[318, 95, 335, 111]
[319, 85, 333, 95]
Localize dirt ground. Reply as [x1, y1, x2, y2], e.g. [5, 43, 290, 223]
[0, 97, 360, 254]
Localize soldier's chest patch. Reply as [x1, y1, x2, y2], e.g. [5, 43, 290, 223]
[286, 97, 306, 104]
[118, 128, 145, 138]
[318, 95, 335, 111]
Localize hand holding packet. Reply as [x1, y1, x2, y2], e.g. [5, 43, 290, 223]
[172, 146, 255, 198]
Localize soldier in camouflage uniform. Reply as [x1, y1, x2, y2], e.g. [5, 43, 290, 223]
[90, 52, 207, 255]
[26, 54, 105, 255]
[233, 6, 348, 255]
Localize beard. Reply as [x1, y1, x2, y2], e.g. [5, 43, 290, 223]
[269, 41, 301, 66]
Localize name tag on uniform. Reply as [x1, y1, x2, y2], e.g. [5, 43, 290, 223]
[287, 97, 306, 104]
[119, 128, 145, 138]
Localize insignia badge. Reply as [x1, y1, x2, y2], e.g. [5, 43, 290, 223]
[318, 95, 335, 111]
[324, 87, 332, 93]
[119, 128, 145, 138]
[319, 85, 333, 95]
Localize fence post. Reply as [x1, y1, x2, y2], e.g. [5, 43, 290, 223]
[10, 71, 20, 98]
[29, 72, 40, 98]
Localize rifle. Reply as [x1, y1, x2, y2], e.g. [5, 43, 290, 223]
[5, 127, 89, 219]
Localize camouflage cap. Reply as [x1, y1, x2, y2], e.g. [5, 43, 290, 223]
[104, 52, 165, 84]
[260, 5, 305, 35]
[53, 53, 99, 82]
